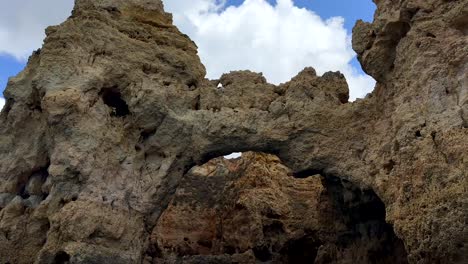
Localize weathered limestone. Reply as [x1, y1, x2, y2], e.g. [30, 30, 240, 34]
[0, 0, 466, 263]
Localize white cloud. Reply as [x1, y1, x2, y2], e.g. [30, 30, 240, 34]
[164, 0, 375, 100]
[0, 0, 74, 61]
[0, 0, 375, 100]
[0, 97, 4, 111]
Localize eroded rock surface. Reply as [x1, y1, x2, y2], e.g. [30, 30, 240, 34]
[152, 152, 408, 264]
[0, 0, 466, 263]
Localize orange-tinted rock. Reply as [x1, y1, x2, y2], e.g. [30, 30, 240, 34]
[152, 153, 407, 263]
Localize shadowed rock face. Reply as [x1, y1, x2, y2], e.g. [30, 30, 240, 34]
[152, 152, 408, 264]
[0, 0, 466, 263]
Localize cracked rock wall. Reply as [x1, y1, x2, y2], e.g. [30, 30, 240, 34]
[0, 0, 466, 263]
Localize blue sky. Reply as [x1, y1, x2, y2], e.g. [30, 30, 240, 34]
[223, 0, 375, 72]
[227, 0, 375, 32]
[0, 0, 376, 101]
[0, 55, 24, 95]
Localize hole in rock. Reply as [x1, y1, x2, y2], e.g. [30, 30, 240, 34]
[223, 152, 242, 159]
[415, 130, 422, 138]
[425, 32, 436, 38]
[18, 185, 30, 199]
[15, 165, 50, 201]
[152, 152, 408, 263]
[53, 251, 70, 264]
[185, 79, 198, 90]
[100, 87, 130, 117]
[282, 235, 321, 264]
[383, 159, 396, 174]
[253, 245, 272, 262]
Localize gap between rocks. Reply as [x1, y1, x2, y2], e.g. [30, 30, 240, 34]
[150, 152, 409, 264]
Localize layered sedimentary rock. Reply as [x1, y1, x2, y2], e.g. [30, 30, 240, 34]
[0, 0, 466, 263]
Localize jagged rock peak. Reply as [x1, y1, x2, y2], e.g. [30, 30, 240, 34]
[74, 0, 166, 13]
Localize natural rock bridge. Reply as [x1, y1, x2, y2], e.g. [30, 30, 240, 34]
[0, 0, 466, 263]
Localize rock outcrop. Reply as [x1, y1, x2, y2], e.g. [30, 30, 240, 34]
[153, 152, 408, 264]
[0, 0, 466, 263]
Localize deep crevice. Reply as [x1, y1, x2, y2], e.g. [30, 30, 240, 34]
[18, 185, 30, 199]
[192, 94, 201, 110]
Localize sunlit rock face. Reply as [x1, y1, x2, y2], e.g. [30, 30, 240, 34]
[0, 0, 466, 263]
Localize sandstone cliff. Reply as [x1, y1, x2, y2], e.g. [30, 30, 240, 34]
[0, 0, 466, 263]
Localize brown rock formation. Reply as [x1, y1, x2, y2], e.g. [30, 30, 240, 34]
[0, 0, 466, 263]
[153, 152, 408, 264]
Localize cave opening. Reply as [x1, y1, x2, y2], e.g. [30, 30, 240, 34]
[53, 251, 70, 264]
[151, 152, 408, 263]
[320, 176, 409, 264]
[100, 87, 130, 117]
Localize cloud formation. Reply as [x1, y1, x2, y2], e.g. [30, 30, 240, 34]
[0, 0, 74, 60]
[0, 97, 4, 111]
[164, 0, 375, 100]
[0, 0, 375, 100]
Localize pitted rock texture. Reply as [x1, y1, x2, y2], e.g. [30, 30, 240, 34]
[0, 0, 466, 263]
[152, 152, 408, 264]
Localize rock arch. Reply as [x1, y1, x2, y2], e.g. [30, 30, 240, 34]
[151, 152, 409, 263]
[0, 0, 466, 263]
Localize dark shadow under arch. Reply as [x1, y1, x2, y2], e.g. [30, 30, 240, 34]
[149, 151, 409, 264]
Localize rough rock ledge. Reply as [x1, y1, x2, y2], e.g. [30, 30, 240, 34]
[0, 0, 466, 263]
